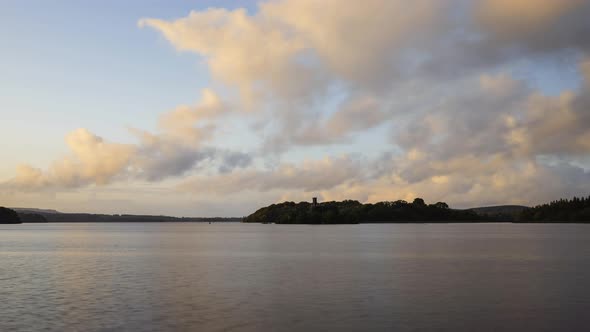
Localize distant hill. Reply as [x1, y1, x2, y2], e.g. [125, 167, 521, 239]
[12, 207, 61, 214]
[38, 213, 240, 223]
[7, 208, 241, 223]
[17, 212, 48, 223]
[467, 205, 528, 221]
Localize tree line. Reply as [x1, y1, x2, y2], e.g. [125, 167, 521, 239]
[243, 198, 482, 224]
[4, 195, 589, 225]
[518, 196, 590, 222]
[244, 195, 590, 224]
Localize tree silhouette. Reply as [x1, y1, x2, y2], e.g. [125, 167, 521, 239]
[244, 198, 481, 224]
[519, 195, 590, 222]
[0, 207, 22, 224]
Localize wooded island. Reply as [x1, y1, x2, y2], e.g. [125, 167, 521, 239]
[243, 196, 590, 224]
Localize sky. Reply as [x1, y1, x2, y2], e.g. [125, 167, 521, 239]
[1, 0, 590, 217]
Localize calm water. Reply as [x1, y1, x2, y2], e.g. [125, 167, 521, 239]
[1, 223, 590, 331]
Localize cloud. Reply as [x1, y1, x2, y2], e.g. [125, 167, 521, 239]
[139, 8, 320, 104]
[396, 63, 590, 159]
[130, 131, 215, 181]
[139, 0, 452, 150]
[9, 129, 135, 189]
[503, 60, 590, 157]
[476, 0, 588, 40]
[260, 0, 448, 86]
[5, 89, 252, 189]
[138, 0, 445, 101]
[176, 148, 590, 211]
[179, 155, 363, 195]
[126, 89, 228, 180]
[218, 151, 253, 174]
[139, 0, 590, 153]
[262, 94, 390, 151]
[60, 129, 136, 185]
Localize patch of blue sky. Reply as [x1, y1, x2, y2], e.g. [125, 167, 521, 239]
[509, 53, 583, 95]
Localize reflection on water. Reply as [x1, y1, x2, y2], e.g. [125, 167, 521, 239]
[1, 223, 590, 331]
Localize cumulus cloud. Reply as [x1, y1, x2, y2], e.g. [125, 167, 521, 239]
[138, 0, 446, 101]
[260, 0, 447, 85]
[127, 88, 228, 180]
[5, 89, 252, 189]
[139, 9, 320, 104]
[156, 88, 226, 143]
[398, 63, 590, 158]
[9, 129, 135, 189]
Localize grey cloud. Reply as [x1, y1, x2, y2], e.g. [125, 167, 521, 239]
[475, 0, 590, 53]
[133, 142, 215, 181]
[218, 151, 253, 174]
[180, 155, 364, 195]
[263, 95, 391, 152]
[395, 68, 590, 164]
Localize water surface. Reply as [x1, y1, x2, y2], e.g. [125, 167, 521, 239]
[1, 223, 590, 331]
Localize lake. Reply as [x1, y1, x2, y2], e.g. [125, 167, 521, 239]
[1, 223, 590, 331]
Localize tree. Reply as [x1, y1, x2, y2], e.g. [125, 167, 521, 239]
[432, 202, 449, 209]
[412, 198, 426, 207]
